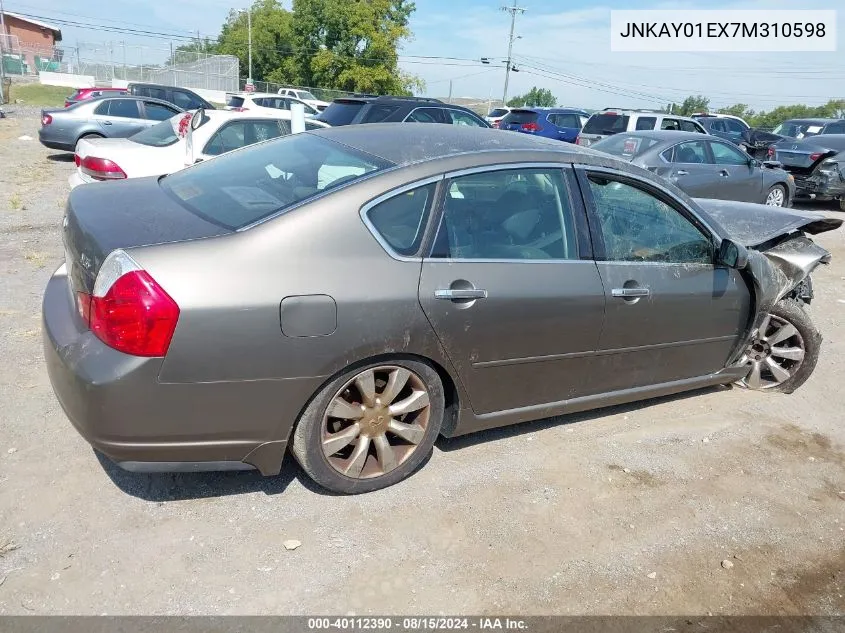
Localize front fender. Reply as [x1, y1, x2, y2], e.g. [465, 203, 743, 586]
[726, 236, 831, 366]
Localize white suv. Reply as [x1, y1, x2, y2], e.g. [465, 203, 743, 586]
[277, 88, 330, 111]
[225, 92, 319, 117]
[577, 109, 707, 147]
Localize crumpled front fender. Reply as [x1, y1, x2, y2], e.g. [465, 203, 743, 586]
[726, 236, 831, 366]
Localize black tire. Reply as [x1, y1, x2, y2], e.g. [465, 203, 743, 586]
[291, 359, 445, 494]
[839, 198, 845, 212]
[764, 183, 788, 207]
[756, 299, 821, 393]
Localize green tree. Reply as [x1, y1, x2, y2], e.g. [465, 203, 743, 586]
[280, 0, 421, 95]
[666, 95, 710, 116]
[717, 103, 753, 120]
[167, 39, 219, 66]
[216, 0, 294, 83]
[507, 86, 556, 108]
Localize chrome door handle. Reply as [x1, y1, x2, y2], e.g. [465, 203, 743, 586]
[719, 169, 730, 177]
[102, 120, 112, 125]
[674, 169, 689, 176]
[612, 288, 650, 298]
[435, 288, 488, 300]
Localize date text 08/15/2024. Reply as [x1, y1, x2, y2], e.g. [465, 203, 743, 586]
[307, 618, 528, 630]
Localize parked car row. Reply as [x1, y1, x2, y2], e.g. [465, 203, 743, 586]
[43, 122, 842, 494]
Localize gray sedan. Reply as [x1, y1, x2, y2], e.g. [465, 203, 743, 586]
[38, 96, 184, 152]
[591, 131, 795, 207]
[43, 124, 840, 494]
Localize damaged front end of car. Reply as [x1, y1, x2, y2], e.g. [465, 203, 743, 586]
[694, 199, 842, 370]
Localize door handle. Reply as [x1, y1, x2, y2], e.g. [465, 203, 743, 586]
[435, 288, 488, 300]
[674, 169, 689, 176]
[102, 120, 112, 125]
[612, 288, 650, 298]
[719, 169, 730, 177]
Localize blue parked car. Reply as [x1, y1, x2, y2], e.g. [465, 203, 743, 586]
[498, 107, 589, 143]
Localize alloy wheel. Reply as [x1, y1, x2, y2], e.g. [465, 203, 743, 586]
[321, 365, 432, 479]
[740, 313, 806, 389]
[765, 187, 785, 206]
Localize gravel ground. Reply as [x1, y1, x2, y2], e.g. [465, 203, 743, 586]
[0, 112, 843, 616]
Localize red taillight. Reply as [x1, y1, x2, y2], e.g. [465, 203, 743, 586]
[74, 154, 81, 167]
[575, 136, 584, 145]
[767, 146, 775, 158]
[520, 122, 541, 132]
[84, 251, 180, 357]
[42, 113, 53, 126]
[492, 121, 500, 128]
[80, 156, 127, 180]
[810, 152, 822, 162]
[231, 107, 249, 112]
[64, 101, 71, 108]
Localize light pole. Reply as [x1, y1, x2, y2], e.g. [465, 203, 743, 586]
[501, 0, 525, 106]
[0, 0, 7, 104]
[247, 8, 253, 87]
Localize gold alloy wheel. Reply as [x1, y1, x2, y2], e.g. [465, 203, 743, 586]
[320, 365, 432, 479]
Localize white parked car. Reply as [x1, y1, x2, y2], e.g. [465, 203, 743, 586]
[69, 109, 329, 188]
[225, 92, 319, 117]
[276, 87, 330, 111]
[485, 107, 511, 127]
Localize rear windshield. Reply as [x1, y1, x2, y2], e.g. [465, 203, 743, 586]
[500, 110, 539, 125]
[582, 113, 630, 135]
[488, 108, 509, 117]
[591, 134, 661, 159]
[316, 101, 366, 126]
[360, 104, 400, 123]
[130, 116, 182, 147]
[226, 96, 245, 108]
[160, 133, 392, 230]
[772, 121, 825, 138]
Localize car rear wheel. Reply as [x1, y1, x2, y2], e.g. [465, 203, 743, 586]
[291, 360, 445, 494]
[737, 299, 820, 393]
[764, 184, 787, 207]
[839, 198, 845, 212]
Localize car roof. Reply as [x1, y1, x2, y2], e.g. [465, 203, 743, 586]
[605, 130, 713, 142]
[784, 118, 838, 124]
[511, 107, 588, 113]
[305, 122, 601, 166]
[590, 110, 698, 121]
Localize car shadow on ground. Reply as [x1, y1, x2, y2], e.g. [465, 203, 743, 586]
[46, 153, 74, 162]
[436, 385, 729, 452]
[99, 387, 726, 502]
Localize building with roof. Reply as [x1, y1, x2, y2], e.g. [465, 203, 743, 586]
[1, 11, 63, 75]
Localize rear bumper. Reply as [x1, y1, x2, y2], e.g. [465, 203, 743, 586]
[792, 169, 845, 199]
[38, 131, 74, 152]
[42, 266, 321, 476]
[67, 171, 91, 189]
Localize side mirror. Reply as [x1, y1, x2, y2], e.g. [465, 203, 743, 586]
[717, 238, 748, 269]
[748, 157, 760, 167]
[761, 159, 783, 170]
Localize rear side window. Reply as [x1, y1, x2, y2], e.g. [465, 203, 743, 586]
[635, 117, 656, 130]
[680, 120, 704, 133]
[162, 133, 392, 230]
[144, 101, 178, 121]
[105, 99, 141, 119]
[662, 140, 708, 164]
[591, 134, 661, 159]
[583, 113, 630, 134]
[500, 110, 539, 125]
[366, 183, 436, 256]
[173, 91, 202, 110]
[660, 118, 681, 131]
[725, 119, 748, 133]
[317, 101, 365, 126]
[405, 108, 447, 123]
[226, 96, 245, 108]
[448, 110, 487, 127]
[203, 120, 284, 156]
[549, 113, 581, 128]
[824, 122, 845, 134]
[360, 104, 399, 123]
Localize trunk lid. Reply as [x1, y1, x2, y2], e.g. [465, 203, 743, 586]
[63, 177, 231, 295]
[773, 137, 840, 174]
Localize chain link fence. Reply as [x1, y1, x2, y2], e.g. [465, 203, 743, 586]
[238, 78, 358, 101]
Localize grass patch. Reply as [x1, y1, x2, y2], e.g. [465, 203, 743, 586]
[9, 193, 22, 210]
[23, 251, 48, 267]
[9, 83, 70, 108]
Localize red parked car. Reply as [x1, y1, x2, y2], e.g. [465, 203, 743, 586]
[65, 87, 128, 108]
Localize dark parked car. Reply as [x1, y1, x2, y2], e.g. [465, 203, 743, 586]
[576, 108, 707, 147]
[743, 119, 845, 160]
[770, 134, 845, 210]
[497, 107, 588, 142]
[316, 95, 489, 128]
[65, 87, 127, 108]
[127, 82, 214, 111]
[692, 114, 750, 147]
[38, 96, 184, 152]
[592, 131, 795, 206]
[44, 124, 840, 494]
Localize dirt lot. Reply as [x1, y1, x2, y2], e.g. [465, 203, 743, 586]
[0, 111, 843, 616]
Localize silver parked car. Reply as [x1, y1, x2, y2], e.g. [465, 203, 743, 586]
[591, 131, 796, 207]
[43, 124, 841, 494]
[38, 96, 184, 152]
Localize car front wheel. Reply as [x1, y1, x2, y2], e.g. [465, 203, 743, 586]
[738, 299, 821, 393]
[291, 360, 445, 494]
[764, 184, 787, 207]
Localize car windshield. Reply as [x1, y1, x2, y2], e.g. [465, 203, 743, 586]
[591, 134, 661, 159]
[772, 121, 825, 139]
[130, 117, 182, 147]
[160, 133, 393, 230]
[582, 113, 630, 135]
[299, 91, 318, 101]
[226, 95, 245, 108]
[316, 101, 366, 126]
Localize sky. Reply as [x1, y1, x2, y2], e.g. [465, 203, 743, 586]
[4, 0, 843, 111]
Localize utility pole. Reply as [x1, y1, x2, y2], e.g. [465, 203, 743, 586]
[447, 79, 452, 104]
[247, 8, 253, 85]
[121, 41, 126, 81]
[501, 0, 525, 106]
